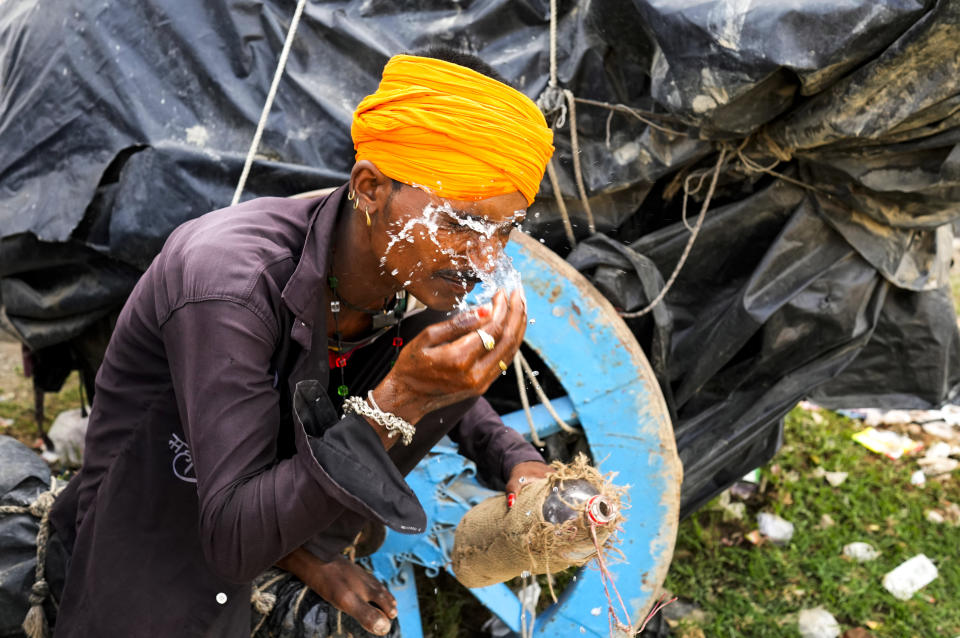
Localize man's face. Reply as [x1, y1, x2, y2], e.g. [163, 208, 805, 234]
[372, 183, 527, 311]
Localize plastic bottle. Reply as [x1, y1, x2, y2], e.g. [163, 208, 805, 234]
[541, 478, 615, 525]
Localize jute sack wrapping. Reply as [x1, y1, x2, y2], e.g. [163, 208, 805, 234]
[451, 455, 625, 588]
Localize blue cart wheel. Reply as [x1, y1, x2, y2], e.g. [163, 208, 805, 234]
[367, 231, 682, 637]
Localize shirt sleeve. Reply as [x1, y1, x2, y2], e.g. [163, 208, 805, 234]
[161, 299, 423, 583]
[447, 397, 545, 487]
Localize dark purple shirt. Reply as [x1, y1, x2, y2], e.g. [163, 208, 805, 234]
[50, 187, 541, 637]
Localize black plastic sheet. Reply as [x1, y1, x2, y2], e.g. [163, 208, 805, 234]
[0, 436, 51, 637]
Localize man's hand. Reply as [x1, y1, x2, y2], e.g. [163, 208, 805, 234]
[372, 289, 526, 436]
[505, 460, 553, 509]
[276, 548, 396, 636]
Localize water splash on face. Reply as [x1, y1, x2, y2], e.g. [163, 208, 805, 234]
[456, 251, 523, 312]
[378, 200, 524, 308]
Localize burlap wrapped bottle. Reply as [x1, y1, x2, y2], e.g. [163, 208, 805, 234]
[451, 455, 625, 588]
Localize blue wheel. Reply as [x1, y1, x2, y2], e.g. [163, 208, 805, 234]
[367, 231, 682, 637]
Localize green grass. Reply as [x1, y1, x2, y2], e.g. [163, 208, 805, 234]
[0, 366, 83, 451]
[664, 407, 960, 637]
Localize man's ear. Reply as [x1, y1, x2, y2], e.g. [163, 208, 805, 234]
[350, 161, 394, 215]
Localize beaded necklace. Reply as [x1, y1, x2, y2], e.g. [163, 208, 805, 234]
[327, 275, 406, 399]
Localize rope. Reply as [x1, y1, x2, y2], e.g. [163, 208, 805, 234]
[562, 89, 596, 234]
[547, 0, 558, 88]
[619, 147, 728, 319]
[517, 352, 578, 435]
[545, 160, 577, 247]
[514, 355, 545, 448]
[0, 478, 66, 638]
[573, 97, 688, 137]
[231, 0, 309, 206]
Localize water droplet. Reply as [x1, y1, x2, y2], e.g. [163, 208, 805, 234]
[391, 269, 399, 275]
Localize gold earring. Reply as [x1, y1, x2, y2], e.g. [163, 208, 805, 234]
[347, 190, 355, 201]
[353, 197, 359, 209]
[365, 206, 371, 226]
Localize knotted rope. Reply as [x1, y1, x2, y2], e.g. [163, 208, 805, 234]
[0, 478, 66, 638]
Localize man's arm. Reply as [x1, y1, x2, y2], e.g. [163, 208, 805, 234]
[162, 299, 421, 583]
[448, 397, 548, 490]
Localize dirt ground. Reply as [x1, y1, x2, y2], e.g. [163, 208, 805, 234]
[0, 336, 29, 402]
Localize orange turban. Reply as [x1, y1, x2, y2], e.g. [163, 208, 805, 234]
[352, 54, 554, 206]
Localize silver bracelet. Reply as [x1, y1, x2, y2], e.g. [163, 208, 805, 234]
[342, 391, 416, 446]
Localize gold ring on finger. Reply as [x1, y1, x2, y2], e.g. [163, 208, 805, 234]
[498, 359, 508, 371]
[476, 328, 496, 351]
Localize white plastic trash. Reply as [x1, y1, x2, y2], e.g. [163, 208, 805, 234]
[882, 554, 938, 600]
[757, 512, 794, 544]
[797, 606, 841, 638]
[48, 407, 89, 468]
[842, 542, 879, 562]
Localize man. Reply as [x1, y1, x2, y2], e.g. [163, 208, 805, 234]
[48, 49, 556, 636]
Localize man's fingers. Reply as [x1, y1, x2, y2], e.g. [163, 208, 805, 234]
[480, 290, 527, 377]
[432, 290, 510, 357]
[419, 302, 493, 347]
[342, 591, 393, 636]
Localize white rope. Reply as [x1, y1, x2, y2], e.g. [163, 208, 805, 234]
[231, 0, 309, 206]
[517, 351, 578, 434]
[620, 147, 728, 319]
[562, 88, 595, 234]
[514, 355, 545, 448]
[547, 0, 558, 88]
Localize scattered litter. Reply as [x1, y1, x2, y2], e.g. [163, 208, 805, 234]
[852, 427, 923, 459]
[921, 421, 958, 441]
[0, 417, 13, 428]
[48, 407, 89, 468]
[910, 470, 926, 486]
[714, 490, 746, 520]
[924, 441, 955, 458]
[757, 512, 794, 545]
[742, 468, 760, 483]
[841, 628, 874, 638]
[843, 542, 879, 562]
[811, 467, 848, 487]
[916, 456, 959, 477]
[882, 554, 938, 600]
[783, 470, 801, 483]
[728, 481, 758, 500]
[797, 606, 841, 638]
[925, 510, 945, 524]
[944, 502, 960, 524]
[745, 530, 763, 545]
[841, 406, 960, 427]
[818, 514, 836, 529]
